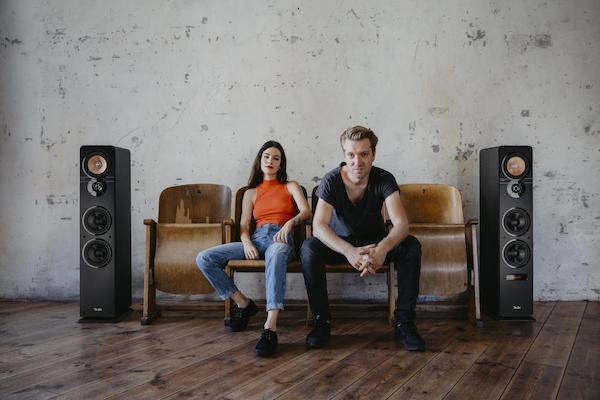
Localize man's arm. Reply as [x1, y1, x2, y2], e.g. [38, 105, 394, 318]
[313, 198, 373, 270]
[360, 191, 409, 276]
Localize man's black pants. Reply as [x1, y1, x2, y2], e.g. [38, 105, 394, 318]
[300, 235, 422, 323]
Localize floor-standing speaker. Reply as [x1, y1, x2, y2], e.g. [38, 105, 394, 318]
[480, 146, 533, 319]
[80, 145, 131, 321]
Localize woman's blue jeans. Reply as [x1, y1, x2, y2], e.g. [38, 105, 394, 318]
[196, 223, 293, 311]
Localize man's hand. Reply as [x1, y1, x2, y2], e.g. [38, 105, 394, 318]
[359, 245, 387, 277]
[345, 244, 376, 271]
[242, 241, 260, 260]
[273, 221, 294, 244]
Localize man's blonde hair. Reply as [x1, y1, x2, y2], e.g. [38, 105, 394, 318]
[339, 126, 378, 153]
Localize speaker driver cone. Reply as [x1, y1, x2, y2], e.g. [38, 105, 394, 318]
[502, 240, 531, 268]
[82, 206, 112, 235]
[502, 154, 528, 179]
[83, 153, 109, 177]
[82, 239, 112, 268]
[503, 208, 531, 236]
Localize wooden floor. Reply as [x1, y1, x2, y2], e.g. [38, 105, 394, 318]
[0, 301, 598, 400]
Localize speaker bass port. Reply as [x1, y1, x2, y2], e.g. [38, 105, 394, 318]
[502, 208, 531, 236]
[82, 206, 112, 235]
[82, 239, 112, 268]
[502, 240, 531, 268]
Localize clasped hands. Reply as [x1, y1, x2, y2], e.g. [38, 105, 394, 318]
[347, 244, 386, 277]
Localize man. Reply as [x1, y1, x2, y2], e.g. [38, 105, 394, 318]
[301, 126, 425, 351]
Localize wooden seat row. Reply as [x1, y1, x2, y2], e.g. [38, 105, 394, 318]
[141, 183, 481, 327]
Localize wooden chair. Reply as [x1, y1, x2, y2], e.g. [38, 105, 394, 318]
[141, 184, 233, 324]
[398, 183, 482, 326]
[223, 186, 308, 325]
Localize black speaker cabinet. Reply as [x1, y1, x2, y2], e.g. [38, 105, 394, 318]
[79, 146, 131, 321]
[480, 146, 533, 319]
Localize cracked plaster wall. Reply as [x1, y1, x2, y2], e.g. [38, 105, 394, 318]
[1, 0, 599, 302]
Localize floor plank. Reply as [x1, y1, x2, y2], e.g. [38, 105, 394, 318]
[1, 317, 224, 398]
[557, 302, 600, 400]
[444, 302, 556, 400]
[0, 301, 596, 400]
[220, 320, 390, 400]
[500, 301, 587, 400]
[164, 320, 381, 399]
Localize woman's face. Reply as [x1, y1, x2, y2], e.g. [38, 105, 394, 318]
[260, 146, 282, 179]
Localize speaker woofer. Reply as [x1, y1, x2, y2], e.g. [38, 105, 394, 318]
[502, 154, 528, 179]
[83, 153, 110, 178]
[502, 240, 531, 268]
[82, 239, 112, 268]
[82, 206, 112, 235]
[502, 208, 531, 236]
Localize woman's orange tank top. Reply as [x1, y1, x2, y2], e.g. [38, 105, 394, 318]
[253, 180, 295, 227]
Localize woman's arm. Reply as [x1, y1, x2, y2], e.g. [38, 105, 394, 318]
[240, 188, 259, 259]
[287, 181, 311, 225]
[273, 181, 312, 243]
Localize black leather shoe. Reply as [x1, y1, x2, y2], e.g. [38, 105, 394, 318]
[395, 320, 425, 351]
[230, 300, 258, 332]
[256, 329, 278, 357]
[305, 315, 331, 349]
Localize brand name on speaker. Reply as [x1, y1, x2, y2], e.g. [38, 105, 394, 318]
[93, 307, 103, 312]
[512, 305, 521, 310]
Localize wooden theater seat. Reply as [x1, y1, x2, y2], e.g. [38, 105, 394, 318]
[223, 186, 308, 325]
[399, 183, 482, 326]
[141, 184, 233, 324]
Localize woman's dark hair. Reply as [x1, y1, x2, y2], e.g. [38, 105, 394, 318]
[247, 140, 288, 188]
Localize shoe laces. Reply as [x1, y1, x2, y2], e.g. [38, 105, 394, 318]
[261, 329, 276, 343]
[397, 320, 419, 339]
[233, 305, 247, 319]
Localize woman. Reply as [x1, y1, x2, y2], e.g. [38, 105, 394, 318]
[196, 140, 311, 357]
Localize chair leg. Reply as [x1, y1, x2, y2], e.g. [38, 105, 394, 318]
[387, 264, 396, 326]
[467, 224, 483, 327]
[306, 303, 311, 327]
[141, 225, 160, 325]
[224, 265, 233, 326]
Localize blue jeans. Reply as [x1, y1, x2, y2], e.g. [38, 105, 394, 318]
[196, 223, 293, 311]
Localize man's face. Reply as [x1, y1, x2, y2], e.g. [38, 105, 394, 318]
[342, 138, 375, 181]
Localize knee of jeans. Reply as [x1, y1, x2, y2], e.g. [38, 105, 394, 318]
[404, 235, 422, 257]
[195, 250, 209, 271]
[265, 242, 293, 259]
[300, 237, 320, 260]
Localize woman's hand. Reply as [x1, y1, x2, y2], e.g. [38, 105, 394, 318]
[273, 221, 294, 244]
[242, 240, 260, 260]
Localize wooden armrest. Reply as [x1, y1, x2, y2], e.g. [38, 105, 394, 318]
[223, 218, 235, 226]
[144, 219, 157, 226]
[466, 219, 479, 227]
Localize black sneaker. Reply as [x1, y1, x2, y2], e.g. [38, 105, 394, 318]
[305, 315, 331, 349]
[394, 320, 425, 351]
[230, 300, 258, 332]
[255, 329, 278, 357]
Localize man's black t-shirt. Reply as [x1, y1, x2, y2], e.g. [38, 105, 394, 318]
[316, 163, 399, 245]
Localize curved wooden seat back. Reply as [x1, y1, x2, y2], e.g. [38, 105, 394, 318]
[234, 185, 308, 258]
[399, 184, 468, 296]
[154, 184, 231, 294]
[399, 184, 464, 224]
[158, 184, 231, 224]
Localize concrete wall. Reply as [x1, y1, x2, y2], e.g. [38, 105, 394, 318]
[1, 0, 598, 302]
